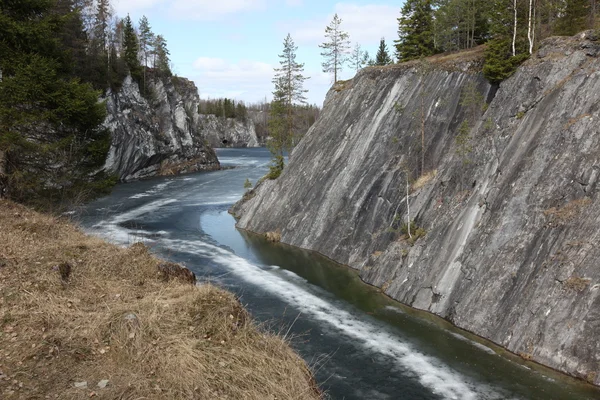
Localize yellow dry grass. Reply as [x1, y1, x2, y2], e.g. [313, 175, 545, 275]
[543, 197, 592, 225]
[411, 170, 438, 192]
[0, 200, 321, 399]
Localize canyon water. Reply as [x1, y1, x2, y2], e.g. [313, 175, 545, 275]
[79, 148, 599, 400]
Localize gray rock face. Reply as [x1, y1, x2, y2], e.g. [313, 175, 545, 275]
[234, 33, 600, 385]
[199, 115, 259, 148]
[104, 76, 219, 181]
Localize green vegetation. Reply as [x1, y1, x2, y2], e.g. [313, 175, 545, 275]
[395, 0, 436, 61]
[199, 98, 248, 121]
[0, 0, 177, 209]
[392, 0, 598, 82]
[375, 38, 394, 65]
[319, 14, 351, 83]
[401, 220, 427, 245]
[267, 155, 285, 180]
[266, 34, 310, 178]
[244, 178, 253, 190]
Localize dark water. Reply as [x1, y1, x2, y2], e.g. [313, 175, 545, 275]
[79, 148, 599, 400]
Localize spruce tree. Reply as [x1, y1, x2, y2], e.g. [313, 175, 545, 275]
[138, 16, 155, 89]
[269, 33, 309, 164]
[123, 15, 142, 82]
[319, 14, 351, 83]
[154, 35, 171, 76]
[0, 0, 112, 207]
[395, 0, 436, 62]
[483, 0, 529, 82]
[375, 38, 393, 65]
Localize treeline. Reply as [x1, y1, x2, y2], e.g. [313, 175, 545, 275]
[199, 98, 248, 121]
[325, 1, 598, 82]
[246, 101, 321, 145]
[395, 0, 599, 81]
[78, 0, 172, 92]
[0, 0, 173, 209]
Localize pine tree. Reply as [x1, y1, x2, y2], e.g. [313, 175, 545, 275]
[375, 38, 393, 65]
[395, 0, 436, 62]
[269, 34, 309, 161]
[319, 14, 351, 83]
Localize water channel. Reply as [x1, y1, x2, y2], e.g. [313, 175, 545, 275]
[78, 148, 599, 400]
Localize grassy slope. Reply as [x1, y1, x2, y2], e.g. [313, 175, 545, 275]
[0, 200, 320, 399]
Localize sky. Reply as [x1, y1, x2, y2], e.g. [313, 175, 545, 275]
[111, 0, 405, 106]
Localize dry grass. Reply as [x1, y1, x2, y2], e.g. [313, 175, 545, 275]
[564, 276, 592, 292]
[411, 170, 437, 192]
[265, 231, 282, 243]
[543, 197, 592, 225]
[0, 200, 321, 399]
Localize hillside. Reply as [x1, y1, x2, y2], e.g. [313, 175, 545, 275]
[0, 200, 320, 399]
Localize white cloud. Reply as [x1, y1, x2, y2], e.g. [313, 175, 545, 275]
[290, 3, 400, 47]
[191, 58, 275, 102]
[113, 0, 289, 20]
[168, 0, 267, 20]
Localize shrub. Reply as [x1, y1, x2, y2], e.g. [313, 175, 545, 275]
[267, 155, 284, 180]
[400, 220, 427, 245]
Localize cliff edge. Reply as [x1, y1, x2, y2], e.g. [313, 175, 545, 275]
[104, 76, 220, 181]
[233, 32, 600, 385]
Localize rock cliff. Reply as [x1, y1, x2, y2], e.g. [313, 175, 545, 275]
[233, 32, 600, 385]
[199, 114, 260, 148]
[104, 76, 220, 181]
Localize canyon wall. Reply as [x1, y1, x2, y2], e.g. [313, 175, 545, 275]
[233, 33, 600, 385]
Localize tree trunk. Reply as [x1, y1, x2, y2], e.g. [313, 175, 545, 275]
[528, 0, 534, 54]
[0, 150, 7, 198]
[406, 174, 412, 239]
[421, 91, 425, 176]
[513, 0, 518, 57]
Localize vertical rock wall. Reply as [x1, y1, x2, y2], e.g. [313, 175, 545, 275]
[233, 33, 600, 385]
[104, 76, 220, 181]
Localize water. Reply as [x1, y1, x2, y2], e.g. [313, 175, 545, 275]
[78, 148, 599, 400]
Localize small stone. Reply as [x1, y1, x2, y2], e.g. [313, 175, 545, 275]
[74, 381, 88, 389]
[97, 379, 109, 389]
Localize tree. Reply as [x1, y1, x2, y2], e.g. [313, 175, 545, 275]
[375, 38, 393, 65]
[483, 0, 529, 82]
[361, 50, 371, 68]
[350, 43, 368, 72]
[122, 15, 142, 82]
[154, 34, 171, 76]
[319, 13, 351, 83]
[268, 34, 309, 165]
[433, 0, 490, 52]
[138, 16, 155, 88]
[93, 0, 112, 52]
[395, 0, 436, 62]
[0, 0, 112, 207]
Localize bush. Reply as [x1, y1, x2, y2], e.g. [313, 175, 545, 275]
[401, 220, 427, 245]
[267, 155, 284, 180]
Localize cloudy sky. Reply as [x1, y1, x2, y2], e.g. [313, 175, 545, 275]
[111, 0, 404, 106]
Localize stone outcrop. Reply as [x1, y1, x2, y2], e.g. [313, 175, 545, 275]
[104, 76, 219, 181]
[233, 32, 600, 385]
[199, 114, 259, 148]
